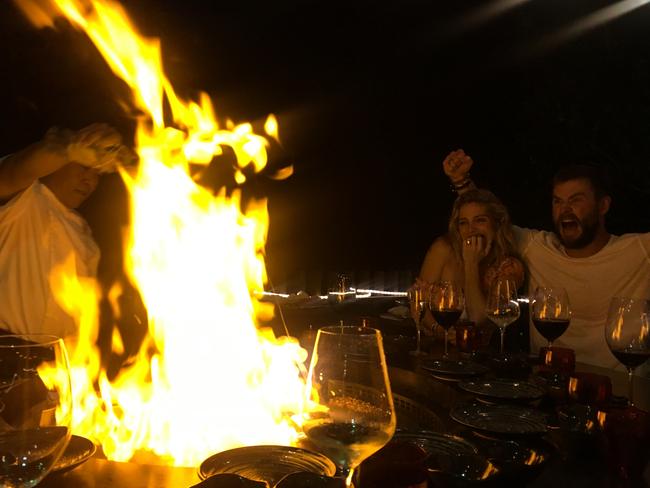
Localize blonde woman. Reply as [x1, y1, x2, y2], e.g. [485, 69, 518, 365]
[419, 188, 525, 325]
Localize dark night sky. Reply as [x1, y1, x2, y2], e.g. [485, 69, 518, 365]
[2, 0, 650, 293]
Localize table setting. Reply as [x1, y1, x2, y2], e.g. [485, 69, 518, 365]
[401, 289, 650, 487]
[7, 290, 647, 488]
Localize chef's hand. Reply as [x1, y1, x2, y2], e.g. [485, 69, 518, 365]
[62, 123, 137, 173]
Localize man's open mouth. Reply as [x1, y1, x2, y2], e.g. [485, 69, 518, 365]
[559, 217, 580, 233]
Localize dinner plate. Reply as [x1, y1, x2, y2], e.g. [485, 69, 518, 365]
[450, 404, 549, 436]
[420, 359, 489, 378]
[394, 431, 478, 456]
[198, 445, 336, 485]
[52, 435, 96, 473]
[458, 379, 546, 402]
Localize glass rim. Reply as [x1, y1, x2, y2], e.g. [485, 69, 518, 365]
[610, 296, 650, 304]
[0, 334, 64, 347]
[318, 325, 380, 336]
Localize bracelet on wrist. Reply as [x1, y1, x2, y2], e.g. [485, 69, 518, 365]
[450, 177, 472, 192]
[450, 173, 470, 186]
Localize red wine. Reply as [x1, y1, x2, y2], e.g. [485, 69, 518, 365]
[431, 309, 462, 330]
[532, 318, 570, 342]
[611, 349, 650, 369]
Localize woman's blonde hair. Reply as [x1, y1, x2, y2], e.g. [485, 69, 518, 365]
[448, 189, 519, 267]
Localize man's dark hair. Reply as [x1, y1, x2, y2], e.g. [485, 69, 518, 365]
[552, 164, 611, 200]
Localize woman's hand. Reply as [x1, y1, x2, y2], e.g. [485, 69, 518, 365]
[442, 149, 473, 184]
[461, 235, 490, 267]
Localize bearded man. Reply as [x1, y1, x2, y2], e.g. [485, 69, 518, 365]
[443, 150, 650, 370]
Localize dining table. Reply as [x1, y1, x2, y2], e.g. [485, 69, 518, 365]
[38, 294, 650, 488]
[40, 459, 199, 487]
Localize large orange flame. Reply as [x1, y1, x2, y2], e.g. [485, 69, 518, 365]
[16, 0, 307, 467]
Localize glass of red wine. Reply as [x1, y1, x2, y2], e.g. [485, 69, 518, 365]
[430, 281, 464, 358]
[604, 297, 650, 406]
[531, 286, 571, 348]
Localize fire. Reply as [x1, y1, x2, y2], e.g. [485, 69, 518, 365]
[17, 0, 307, 467]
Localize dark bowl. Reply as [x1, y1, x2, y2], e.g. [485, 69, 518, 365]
[557, 403, 600, 435]
[388, 432, 498, 486]
[361, 439, 429, 488]
[463, 433, 553, 483]
[426, 452, 500, 486]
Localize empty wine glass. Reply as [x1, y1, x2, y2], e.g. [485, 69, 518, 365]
[430, 281, 465, 358]
[531, 286, 571, 348]
[0, 335, 72, 487]
[302, 326, 396, 487]
[485, 279, 520, 355]
[604, 297, 650, 406]
[408, 284, 430, 356]
[328, 273, 355, 305]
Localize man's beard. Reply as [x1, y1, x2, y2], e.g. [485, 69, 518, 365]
[554, 211, 599, 249]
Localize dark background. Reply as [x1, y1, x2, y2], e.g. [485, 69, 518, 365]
[2, 0, 650, 294]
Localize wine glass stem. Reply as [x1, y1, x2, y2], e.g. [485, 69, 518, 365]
[444, 329, 448, 357]
[500, 328, 505, 355]
[343, 467, 355, 487]
[627, 367, 635, 406]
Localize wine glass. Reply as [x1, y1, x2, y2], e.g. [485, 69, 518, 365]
[429, 281, 465, 358]
[485, 279, 520, 355]
[531, 286, 571, 348]
[328, 273, 355, 305]
[407, 284, 429, 356]
[604, 297, 650, 406]
[302, 326, 396, 487]
[0, 335, 72, 487]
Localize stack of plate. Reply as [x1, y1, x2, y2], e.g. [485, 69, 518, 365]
[198, 445, 336, 487]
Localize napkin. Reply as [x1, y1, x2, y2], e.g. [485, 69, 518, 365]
[382, 305, 410, 320]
